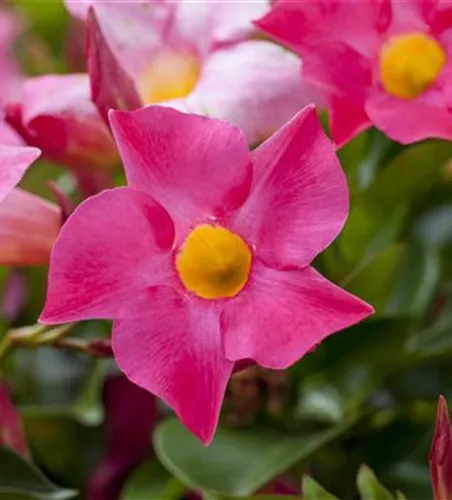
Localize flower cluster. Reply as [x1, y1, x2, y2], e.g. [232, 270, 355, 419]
[18, 0, 452, 446]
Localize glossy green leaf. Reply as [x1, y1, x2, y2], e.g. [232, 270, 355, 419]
[154, 418, 354, 497]
[357, 465, 394, 500]
[301, 475, 339, 499]
[121, 460, 185, 500]
[0, 446, 77, 500]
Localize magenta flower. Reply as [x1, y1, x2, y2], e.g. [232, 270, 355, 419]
[40, 105, 373, 444]
[0, 145, 61, 265]
[5, 75, 119, 171]
[257, 0, 452, 147]
[65, 0, 319, 145]
[430, 395, 452, 500]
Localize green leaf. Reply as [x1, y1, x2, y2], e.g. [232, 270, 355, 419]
[357, 465, 394, 500]
[385, 241, 440, 317]
[343, 244, 405, 312]
[121, 460, 185, 500]
[154, 418, 354, 497]
[0, 446, 77, 500]
[302, 475, 339, 499]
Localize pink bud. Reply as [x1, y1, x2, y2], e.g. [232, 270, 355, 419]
[0, 379, 29, 458]
[0, 188, 61, 266]
[430, 395, 452, 500]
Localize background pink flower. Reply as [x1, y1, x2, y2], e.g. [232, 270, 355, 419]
[257, 0, 452, 146]
[66, 0, 319, 144]
[40, 105, 373, 444]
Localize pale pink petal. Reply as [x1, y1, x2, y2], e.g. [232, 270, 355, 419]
[19, 74, 118, 170]
[365, 88, 452, 143]
[255, 0, 389, 58]
[0, 116, 23, 146]
[109, 106, 252, 239]
[87, 7, 142, 123]
[222, 263, 374, 369]
[40, 187, 175, 324]
[185, 40, 321, 145]
[112, 287, 233, 444]
[230, 106, 348, 270]
[0, 189, 61, 266]
[389, 0, 437, 35]
[0, 145, 40, 203]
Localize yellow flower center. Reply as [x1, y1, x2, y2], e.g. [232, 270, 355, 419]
[137, 51, 201, 104]
[176, 225, 252, 300]
[379, 32, 446, 99]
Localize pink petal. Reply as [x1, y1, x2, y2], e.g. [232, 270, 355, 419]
[40, 187, 175, 324]
[185, 40, 321, 145]
[112, 288, 233, 444]
[0, 189, 61, 266]
[230, 105, 348, 270]
[255, 0, 389, 58]
[19, 74, 118, 170]
[365, 88, 452, 144]
[109, 106, 252, 239]
[87, 7, 142, 123]
[222, 263, 374, 369]
[0, 116, 23, 146]
[329, 93, 373, 149]
[0, 145, 40, 203]
[301, 43, 373, 147]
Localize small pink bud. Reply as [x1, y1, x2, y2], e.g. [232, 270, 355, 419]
[0, 379, 29, 458]
[0, 188, 61, 266]
[430, 395, 452, 500]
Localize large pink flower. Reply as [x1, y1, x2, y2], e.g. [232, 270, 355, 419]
[65, 0, 318, 145]
[5, 74, 119, 171]
[257, 0, 452, 147]
[0, 145, 61, 265]
[40, 105, 373, 444]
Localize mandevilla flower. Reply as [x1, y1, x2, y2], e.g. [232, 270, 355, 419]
[0, 145, 61, 265]
[0, 379, 29, 458]
[65, 0, 318, 145]
[430, 395, 452, 500]
[256, 0, 452, 146]
[5, 75, 119, 171]
[40, 105, 373, 443]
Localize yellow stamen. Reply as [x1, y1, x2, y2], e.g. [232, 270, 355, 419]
[379, 32, 446, 99]
[137, 51, 201, 104]
[176, 225, 252, 300]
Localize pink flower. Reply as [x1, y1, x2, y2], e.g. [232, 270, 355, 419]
[430, 395, 452, 500]
[257, 0, 452, 147]
[0, 145, 61, 265]
[5, 75, 119, 171]
[65, 0, 319, 145]
[40, 105, 373, 444]
[0, 7, 21, 104]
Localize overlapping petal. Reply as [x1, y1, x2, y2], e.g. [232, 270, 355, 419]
[40, 188, 175, 324]
[222, 263, 374, 370]
[230, 106, 348, 269]
[184, 40, 320, 145]
[109, 106, 252, 238]
[0, 145, 40, 203]
[6, 75, 118, 170]
[112, 289, 233, 444]
[255, 0, 389, 58]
